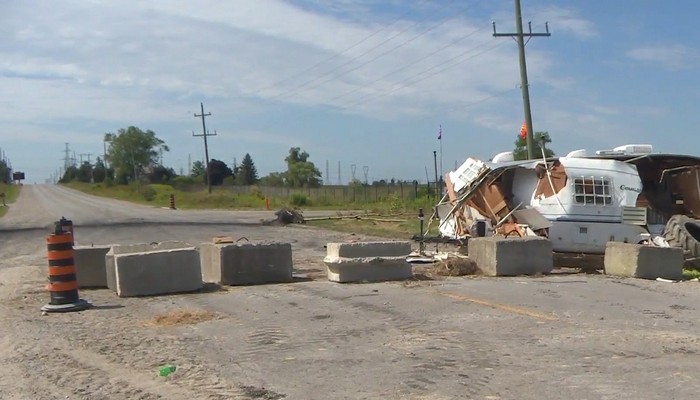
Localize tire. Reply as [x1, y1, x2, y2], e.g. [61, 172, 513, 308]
[663, 215, 700, 268]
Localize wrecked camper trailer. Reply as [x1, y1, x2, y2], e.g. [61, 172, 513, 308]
[436, 144, 700, 266]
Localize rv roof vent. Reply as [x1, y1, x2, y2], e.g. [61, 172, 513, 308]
[612, 144, 653, 155]
[595, 149, 621, 155]
[565, 149, 587, 158]
[492, 151, 514, 163]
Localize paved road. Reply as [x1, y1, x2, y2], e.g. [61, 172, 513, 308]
[0, 185, 348, 231]
[1, 184, 699, 399]
[0, 184, 340, 231]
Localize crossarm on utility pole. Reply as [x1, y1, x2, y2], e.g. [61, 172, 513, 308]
[193, 102, 216, 194]
[492, 0, 551, 160]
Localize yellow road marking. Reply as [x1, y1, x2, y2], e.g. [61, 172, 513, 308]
[436, 291, 558, 321]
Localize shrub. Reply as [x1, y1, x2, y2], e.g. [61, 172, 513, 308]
[250, 185, 265, 199]
[141, 186, 157, 201]
[290, 193, 309, 207]
[387, 193, 403, 214]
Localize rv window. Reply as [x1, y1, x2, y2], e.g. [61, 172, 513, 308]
[573, 177, 612, 205]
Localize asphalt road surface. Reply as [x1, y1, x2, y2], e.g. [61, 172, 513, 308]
[1, 185, 700, 400]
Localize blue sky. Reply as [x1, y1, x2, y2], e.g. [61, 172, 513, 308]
[1, 0, 698, 184]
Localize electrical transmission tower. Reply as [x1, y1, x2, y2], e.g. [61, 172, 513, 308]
[351, 164, 357, 181]
[363, 165, 369, 184]
[79, 153, 93, 164]
[493, 0, 551, 160]
[63, 143, 71, 170]
[193, 102, 217, 194]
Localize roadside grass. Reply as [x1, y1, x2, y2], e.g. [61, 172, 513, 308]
[306, 217, 441, 240]
[64, 182, 270, 209]
[63, 181, 441, 238]
[682, 268, 700, 280]
[0, 183, 21, 218]
[62, 182, 438, 213]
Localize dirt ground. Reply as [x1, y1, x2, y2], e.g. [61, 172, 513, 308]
[0, 223, 389, 400]
[2, 185, 700, 399]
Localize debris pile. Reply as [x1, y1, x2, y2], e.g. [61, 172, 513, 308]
[431, 256, 480, 276]
[265, 208, 305, 226]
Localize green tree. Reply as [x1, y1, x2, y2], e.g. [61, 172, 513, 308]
[207, 159, 231, 186]
[259, 172, 286, 186]
[147, 165, 177, 183]
[191, 160, 205, 178]
[60, 165, 79, 183]
[349, 178, 364, 188]
[236, 153, 258, 185]
[0, 159, 10, 184]
[77, 161, 93, 183]
[284, 147, 322, 188]
[93, 157, 106, 183]
[513, 131, 555, 161]
[105, 126, 169, 184]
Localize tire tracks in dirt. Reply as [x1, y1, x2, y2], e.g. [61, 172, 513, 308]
[284, 284, 498, 398]
[0, 293, 255, 400]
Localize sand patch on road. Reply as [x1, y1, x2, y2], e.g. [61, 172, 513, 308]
[147, 308, 222, 327]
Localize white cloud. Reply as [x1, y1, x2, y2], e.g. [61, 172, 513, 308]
[0, 0, 616, 181]
[491, 5, 596, 40]
[0, 0, 566, 125]
[627, 44, 693, 70]
[532, 6, 597, 39]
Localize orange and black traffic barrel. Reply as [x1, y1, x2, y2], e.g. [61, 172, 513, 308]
[56, 216, 74, 244]
[41, 222, 90, 313]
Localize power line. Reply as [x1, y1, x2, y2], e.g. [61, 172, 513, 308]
[416, 86, 520, 122]
[324, 25, 485, 104]
[267, 0, 465, 102]
[333, 38, 507, 111]
[256, 0, 430, 93]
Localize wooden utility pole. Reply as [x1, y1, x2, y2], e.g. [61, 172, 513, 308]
[193, 102, 216, 194]
[493, 0, 551, 160]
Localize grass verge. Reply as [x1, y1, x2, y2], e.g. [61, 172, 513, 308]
[62, 182, 438, 215]
[306, 217, 441, 240]
[0, 183, 21, 218]
[64, 182, 269, 210]
[682, 268, 700, 280]
[64, 181, 441, 238]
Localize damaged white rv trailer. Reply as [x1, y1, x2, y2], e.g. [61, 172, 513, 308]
[436, 144, 700, 265]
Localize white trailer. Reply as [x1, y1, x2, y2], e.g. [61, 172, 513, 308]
[436, 144, 700, 264]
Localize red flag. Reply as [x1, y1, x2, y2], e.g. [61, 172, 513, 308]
[519, 122, 527, 140]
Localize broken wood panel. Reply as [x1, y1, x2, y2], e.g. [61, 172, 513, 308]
[534, 161, 567, 199]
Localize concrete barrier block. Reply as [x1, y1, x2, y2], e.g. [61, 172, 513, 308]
[200, 242, 293, 285]
[106, 241, 191, 291]
[74, 245, 112, 288]
[468, 237, 553, 276]
[326, 241, 411, 258]
[115, 247, 202, 297]
[323, 256, 413, 283]
[604, 242, 683, 280]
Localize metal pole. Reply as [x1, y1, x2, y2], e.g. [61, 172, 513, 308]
[418, 208, 425, 255]
[433, 150, 439, 199]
